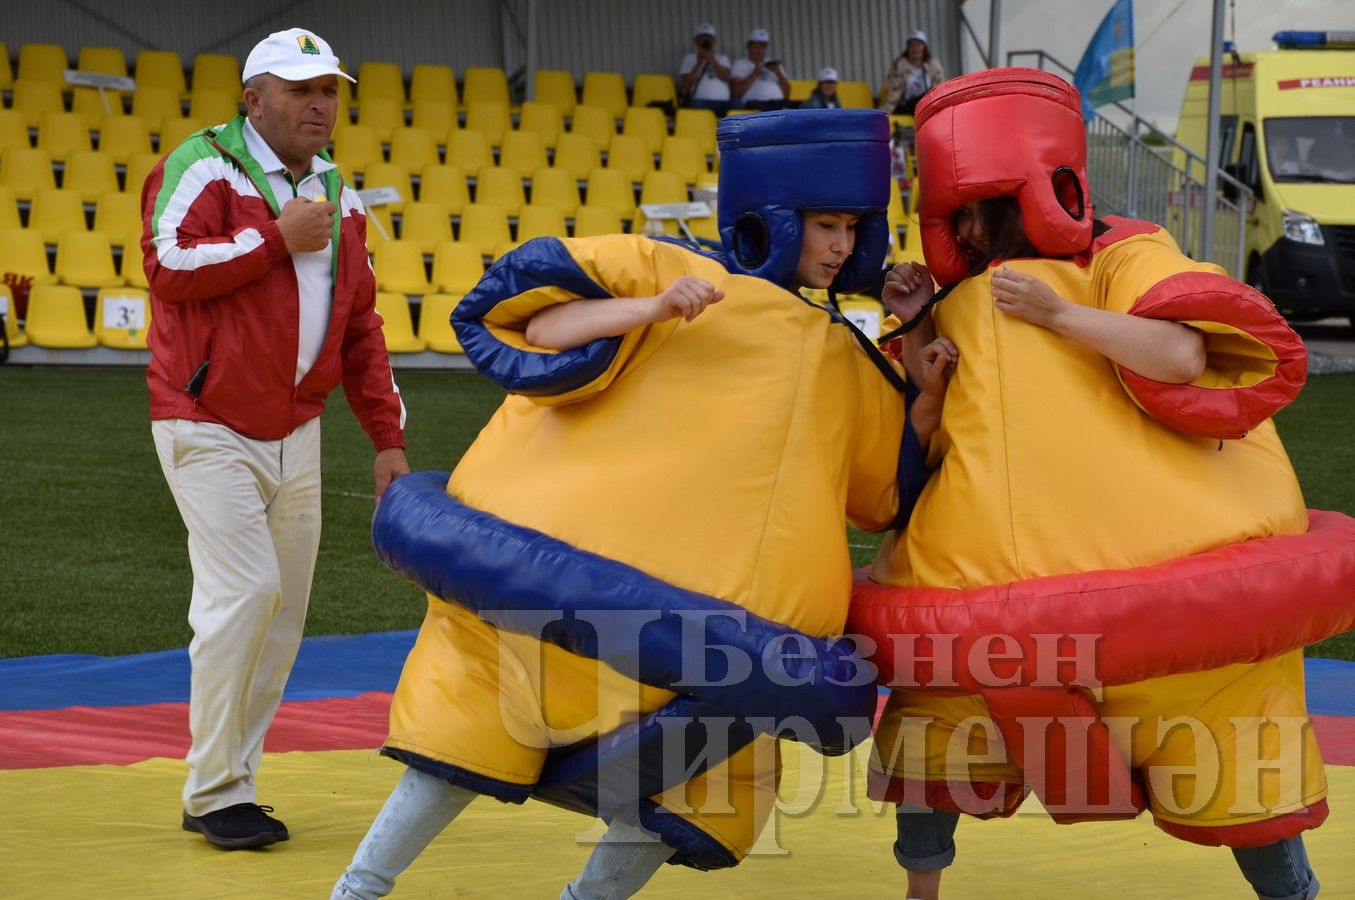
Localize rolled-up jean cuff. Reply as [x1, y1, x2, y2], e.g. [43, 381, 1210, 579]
[893, 841, 955, 872]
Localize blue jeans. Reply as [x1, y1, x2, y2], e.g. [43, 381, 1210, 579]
[894, 804, 1320, 898]
[333, 767, 674, 899]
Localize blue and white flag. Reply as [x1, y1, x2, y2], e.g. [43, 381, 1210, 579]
[1073, 0, 1135, 121]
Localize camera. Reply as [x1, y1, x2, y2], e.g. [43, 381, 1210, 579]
[766, 59, 781, 67]
[697, 37, 714, 51]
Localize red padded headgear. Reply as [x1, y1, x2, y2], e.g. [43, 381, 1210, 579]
[914, 68, 1093, 286]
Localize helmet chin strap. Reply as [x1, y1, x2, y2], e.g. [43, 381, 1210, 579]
[828, 289, 910, 394]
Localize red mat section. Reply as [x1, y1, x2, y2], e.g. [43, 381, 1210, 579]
[0, 691, 392, 769]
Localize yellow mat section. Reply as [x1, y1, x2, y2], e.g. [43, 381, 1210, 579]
[3, 744, 1352, 898]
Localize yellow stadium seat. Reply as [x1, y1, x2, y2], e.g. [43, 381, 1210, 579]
[1, 147, 57, 200]
[62, 150, 120, 202]
[460, 67, 510, 109]
[28, 187, 88, 245]
[188, 89, 240, 126]
[464, 101, 510, 148]
[0, 111, 30, 154]
[445, 130, 493, 175]
[633, 170, 688, 236]
[191, 53, 240, 94]
[430, 241, 485, 295]
[659, 136, 706, 186]
[0, 284, 27, 348]
[372, 240, 433, 295]
[132, 87, 185, 129]
[689, 172, 720, 243]
[0, 43, 11, 93]
[331, 124, 384, 176]
[71, 87, 125, 130]
[516, 204, 567, 242]
[584, 167, 636, 220]
[499, 130, 547, 175]
[473, 165, 525, 216]
[622, 107, 667, 155]
[838, 80, 875, 109]
[788, 79, 816, 103]
[123, 151, 161, 196]
[517, 101, 562, 151]
[569, 104, 615, 154]
[357, 62, 406, 105]
[56, 230, 122, 288]
[389, 126, 440, 172]
[397, 201, 453, 254]
[119, 232, 150, 288]
[17, 43, 68, 85]
[135, 50, 187, 96]
[363, 204, 396, 251]
[410, 97, 457, 145]
[572, 204, 623, 238]
[416, 292, 464, 353]
[631, 74, 677, 110]
[410, 65, 456, 107]
[373, 291, 426, 352]
[581, 72, 627, 120]
[77, 46, 129, 77]
[24, 284, 96, 348]
[0, 227, 57, 287]
[37, 111, 94, 163]
[356, 97, 405, 143]
[94, 287, 151, 349]
[361, 160, 413, 213]
[157, 116, 207, 153]
[96, 115, 153, 164]
[528, 166, 580, 218]
[550, 132, 599, 183]
[0, 185, 20, 231]
[604, 134, 652, 185]
[93, 190, 143, 248]
[417, 164, 469, 214]
[674, 108, 718, 158]
[533, 70, 577, 116]
[11, 80, 66, 129]
[456, 203, 511, 259]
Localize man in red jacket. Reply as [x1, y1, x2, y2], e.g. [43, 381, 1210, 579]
[141, 27, 409, 850]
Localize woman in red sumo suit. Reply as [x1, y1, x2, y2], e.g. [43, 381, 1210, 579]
[850, 68, 1355, 900]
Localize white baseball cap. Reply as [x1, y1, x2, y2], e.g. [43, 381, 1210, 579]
[748, 28, 770, 44]
[817, 67, 839, 82]
[694, 23, 717, 38]
[243, 28, 356, 84]
[908, 30, 929, 45]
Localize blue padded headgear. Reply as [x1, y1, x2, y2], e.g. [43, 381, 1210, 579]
[717, 108, 891, 293]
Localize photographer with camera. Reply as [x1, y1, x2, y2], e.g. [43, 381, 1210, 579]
[679, 22, 732, 116]
[730, 28, 791, 111]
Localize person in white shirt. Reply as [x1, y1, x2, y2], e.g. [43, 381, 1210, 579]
[678, 22, 732, 116]
[730, 28, 791, 111]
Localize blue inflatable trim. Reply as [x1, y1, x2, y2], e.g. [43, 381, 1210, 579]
[451, 237, 621, 396]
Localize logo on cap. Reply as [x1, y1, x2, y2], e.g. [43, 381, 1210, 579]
[298, 34, 321, 55]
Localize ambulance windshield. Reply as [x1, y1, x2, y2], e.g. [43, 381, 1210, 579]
[1263, 117, 1355, 184]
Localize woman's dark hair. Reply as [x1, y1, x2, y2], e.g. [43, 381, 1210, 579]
[953, 196, 1037, 276]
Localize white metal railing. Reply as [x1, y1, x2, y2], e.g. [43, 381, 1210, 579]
[1006, 49, 1251, 278]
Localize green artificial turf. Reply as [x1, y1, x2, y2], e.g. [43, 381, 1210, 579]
[0, 367, 1351, 660]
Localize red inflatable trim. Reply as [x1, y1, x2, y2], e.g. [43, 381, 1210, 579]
[1154, 800, 1330, 848]
[1118, 271, 1308, 439]
[848, 511, 1355, 691]
[867, 770, 1027, 818]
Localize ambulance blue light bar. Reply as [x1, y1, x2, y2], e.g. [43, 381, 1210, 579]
[1274, 31, 1355, 49]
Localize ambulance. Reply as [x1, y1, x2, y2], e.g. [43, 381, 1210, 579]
[1174, 30, 1355, 325]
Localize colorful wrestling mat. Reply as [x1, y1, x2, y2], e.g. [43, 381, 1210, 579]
[3, 632, 1353, 898]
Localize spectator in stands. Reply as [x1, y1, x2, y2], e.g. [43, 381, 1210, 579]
[143, 27, 409, 851]
[730, 28, 791, 111]
[678, 22, 733, 116]
[879, 29, 945, 117]
[801, 67, 842, 109]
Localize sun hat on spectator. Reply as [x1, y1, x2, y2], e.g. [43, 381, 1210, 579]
[817, 67, 839, 83]
[694, 23, 717, 39]
[748, 28, 770, 44]
[907, 29, 929, 46]
[243, 28, 356, 83]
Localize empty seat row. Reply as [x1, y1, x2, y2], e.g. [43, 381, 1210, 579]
[0, 282, 153, 350]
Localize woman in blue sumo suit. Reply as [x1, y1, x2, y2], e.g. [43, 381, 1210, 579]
[332, 109, 954, 898]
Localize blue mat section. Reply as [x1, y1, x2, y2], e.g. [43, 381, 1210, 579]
[0, 631, 416, 711]
[1, 631, 1352, 716]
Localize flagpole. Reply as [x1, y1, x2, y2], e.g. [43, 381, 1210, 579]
[1202, 0, 1226, 262]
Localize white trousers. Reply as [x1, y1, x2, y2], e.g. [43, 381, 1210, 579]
[152, 417, 322, 816]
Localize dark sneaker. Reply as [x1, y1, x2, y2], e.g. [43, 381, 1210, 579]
[182, 803, 290, 849]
